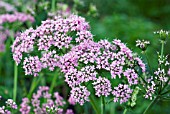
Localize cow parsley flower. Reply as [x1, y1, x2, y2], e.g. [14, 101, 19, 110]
[92, 76, 112, 97]
[144, 78, 156, 100]
[20, 86, 73, 114]
[65, 68, 83, 87]
[20, 98, 31, 114]
[81, 65, 97, 82]
[23, 56, 43, 76]
[70, 86, 90, 105]
[0, 97, 17, 114]
[12, 14, 93, 76]
[61, 39, 145, 105]
[154, 68, 168, 82]
[0, 26, 9, 52]
[136, 39, 150, 51]
[5, 99, 17, 109]
[0, 12, 34, 24]
[124, 68, 138, 85]
[0, 1, 16, 12]
[168, 68, 170, 76]
[112, 84, 133, 104]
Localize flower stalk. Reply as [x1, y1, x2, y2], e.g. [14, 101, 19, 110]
[143, 51, 153, 75]
[27, 74, 43, 99]
[13, 62, 18, 102]
[51, 0, 56, 12]
[143, 96, 159, 114]
[101, 96, 105, 114]
[123, 108, 127, 114]
[89, 95, 100, 114]
[50, 69, 59, 93]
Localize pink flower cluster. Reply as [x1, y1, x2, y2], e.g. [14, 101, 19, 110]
[143, 76, 156, 100]
[20, 86, 74, 114]
[0, 12, 34, 24]
[143, 52, 170, 100]
[0, 26, 9, 52]
[0, 1, 16, 12]
[124, 68, 138, 85]
[92, 76, 112, 97]
[0, 98, 17, 114]
[60, 39, 145, 105]
[112, 84, 133, 104]
[70, 86, 90, 105]
[12, 14, 93, 76]
[12, 14, 146, 105]
[168, 68, 170, 76]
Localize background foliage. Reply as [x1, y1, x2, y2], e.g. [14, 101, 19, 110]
[0, 0, 170, 114]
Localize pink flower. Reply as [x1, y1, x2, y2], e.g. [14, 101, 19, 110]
[70, 86, 90, 105]
[0, 12, 34, 25]
[112, 84, 133, 104]
[168, 68, 170, 76]
[93, 76, 112, 97]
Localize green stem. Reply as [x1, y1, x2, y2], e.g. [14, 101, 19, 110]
[101, 96, 105, 114]
[110, 102, 116, 114]
[161, 78, 170, 94]
[27, 74, 43, 99]
[89, 95, 100, 114]
[49, 70, 59, 93]
[106, 97, 114, 104]
[144, 51, 153, 75]
[161, 89, 170, 95]
[160, 41, 165, 64]
[159, 41, 165, 93]
[51, 0, 56, 12]
[143, 96, 159, 114]
[13, 63, 18, 102]
[123, 108, 127, 114]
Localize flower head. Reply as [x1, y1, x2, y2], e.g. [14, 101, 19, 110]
[112, 84, 133, 104]
[154, 29, 169, 40]
[12, 14, 93, 76]
[136, 39, 150, 51]
[70, 86, 90, 105]
[93, 76, 112, 97]
[20, 86, 72, 114]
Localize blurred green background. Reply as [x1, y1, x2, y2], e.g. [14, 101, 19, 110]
[0, 0, 170, 114]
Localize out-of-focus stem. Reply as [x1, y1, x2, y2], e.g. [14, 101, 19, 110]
[159, 41, 165, 93]
[51, 0, 56, 12]
[13, 63, 18, 102]
[143, 51, 153, 75]
[89, 95, 100, 114]
[11, 30, 17, 102]
[27, 74, 43, 99]
[101, 96, 105, 114]
[123, 108, 127, 114]
[49, 70, 59, 93]
[143, 96, 159, 114]
[160, 41, 165, 64]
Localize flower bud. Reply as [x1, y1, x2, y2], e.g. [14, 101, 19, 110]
[154, 29, 169, 41]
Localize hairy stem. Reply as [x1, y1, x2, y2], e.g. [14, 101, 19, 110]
[13, 63, 18, 102]
[143, 96, 159, 114]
